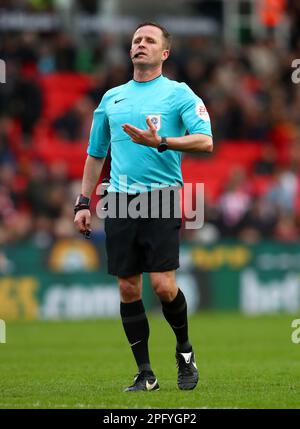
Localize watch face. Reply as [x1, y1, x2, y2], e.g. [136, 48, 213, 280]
[79, 195, 90, 205]
[158, 143, 168, 153]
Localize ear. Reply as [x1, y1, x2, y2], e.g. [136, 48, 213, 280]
[162, 50, 170, 61]
[130, 48, 132, 58]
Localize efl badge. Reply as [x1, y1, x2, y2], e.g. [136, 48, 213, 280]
[148, 115, 161, 131]
[195, 102, 210, 122]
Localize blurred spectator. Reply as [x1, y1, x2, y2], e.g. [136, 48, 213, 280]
[266, 168, 298, 214]
[38, 42, 56, 74]
[0, 184, 17, 224]
[287, 139, 300, 173]
[274, 213, 299, 242]
[248, 38, 280, 78]
[26, 161, 50, 216]
[53, 96, 94, 141]
[32, 215, 54, 248]
[93, 34, 128, 71]
[0, 117, 15, 165]
[218, 168, 252, 236]
[238, 197, 278, 241]
[53, 203, 74, 238]
[55, 33, 76, 71]
[87, 72, 107, 106]
[254, 144, 277, 175]
[17, 32, 39, 65]
[11, 65, 42, 142]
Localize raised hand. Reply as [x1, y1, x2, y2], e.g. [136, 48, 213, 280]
[122, 117, 161, 148]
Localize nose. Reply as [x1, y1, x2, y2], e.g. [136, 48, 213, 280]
[138, 39, 145, 49]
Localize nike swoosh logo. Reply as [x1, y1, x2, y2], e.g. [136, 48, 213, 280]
[114, 98, 126, 104]
[146, 379, 158, 391]
[172, 324, 186, 329]
[130, 340, 142, 347]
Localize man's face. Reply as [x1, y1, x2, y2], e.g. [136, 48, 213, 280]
[130, 25, 169, 68]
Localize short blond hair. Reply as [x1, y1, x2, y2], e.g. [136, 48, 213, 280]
[134, 22, 172, 50]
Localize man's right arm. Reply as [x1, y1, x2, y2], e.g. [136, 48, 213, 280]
[74, 91, 110, 236]
[74, 155, 105, 236]
[81, 155, 105, 199]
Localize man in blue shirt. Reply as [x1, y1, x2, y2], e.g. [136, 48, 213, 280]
[74, 22, 213, 392]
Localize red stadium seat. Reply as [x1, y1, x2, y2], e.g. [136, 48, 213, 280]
[34, 136, 87, 178]
[39, 73, 92, 121]
[182, 157, 233, 202]
[215, 141, 263, 168]
[181, 141, 265, 202]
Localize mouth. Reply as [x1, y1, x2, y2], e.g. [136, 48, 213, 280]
[134, 52, 147, 58]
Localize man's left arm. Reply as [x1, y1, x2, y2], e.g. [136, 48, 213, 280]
[122, 83, 213, 153]
[162, 133, 213, 153]
[122, 119, 213, 153]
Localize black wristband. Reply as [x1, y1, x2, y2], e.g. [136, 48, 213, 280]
[74, 194, 90, 215]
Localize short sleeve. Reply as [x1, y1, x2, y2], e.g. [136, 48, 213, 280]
[87, 94, 111, 158]
[176, 83, 212, 137]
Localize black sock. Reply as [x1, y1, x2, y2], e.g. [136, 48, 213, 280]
[161, 288, 192, 353]
[120, 300, 152, 373]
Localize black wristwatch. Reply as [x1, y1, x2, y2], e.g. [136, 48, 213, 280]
[157, 136, 168, 153]
[74, 194, 91, 214]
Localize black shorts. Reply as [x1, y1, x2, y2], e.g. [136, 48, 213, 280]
[104, 188, 182, 277]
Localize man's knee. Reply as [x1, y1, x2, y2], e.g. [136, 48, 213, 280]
[118, 275, 142, 302]
[150, 272, 177, 302]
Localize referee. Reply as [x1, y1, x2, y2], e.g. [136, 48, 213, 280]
[74, 22, 213, 392]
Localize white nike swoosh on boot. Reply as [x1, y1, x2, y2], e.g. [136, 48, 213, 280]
[146, 379, 158, 390]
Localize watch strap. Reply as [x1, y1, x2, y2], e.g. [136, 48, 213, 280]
[74, 194, 90, 214]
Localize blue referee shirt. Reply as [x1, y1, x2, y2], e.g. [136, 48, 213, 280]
[87, 74, 212, 193]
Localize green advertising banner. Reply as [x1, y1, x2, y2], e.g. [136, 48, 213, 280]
[184, 240, 300, 313]
[1, 239, 300, 319]
[0, 238, 154, 320]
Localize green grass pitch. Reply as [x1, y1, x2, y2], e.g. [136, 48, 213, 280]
[0, 312, 299, 409]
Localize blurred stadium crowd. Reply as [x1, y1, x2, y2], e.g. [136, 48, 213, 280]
[1, 1, 300, 256]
